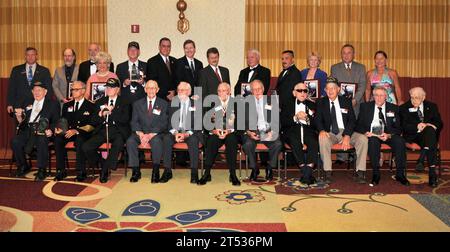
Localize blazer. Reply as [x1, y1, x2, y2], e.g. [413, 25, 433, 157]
[115, 60, 147, 87]
[355, 101, 402, 136]
[130, 96, 169, 134]
[275, 64, 302, 109]
[18, 97, 60, 132]
[78, 59, 115, 84]
[199, 65, 231, 98]
[52, 64, 80, 104]
[234, 65, 271, 97]
[92, 95, 131, 139]
[280, 98, 317, 136]
[315, 95, 356, 137]
[146, 54, 177, 100]
[175, 56, 203, 89]
[8, 63, 53, 108]
[399, 100, 443, 142]
[61, 99, 98, 138]
[300, 68, 328, 97]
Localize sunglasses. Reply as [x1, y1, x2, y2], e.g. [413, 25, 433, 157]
[295, 89, 308, 93]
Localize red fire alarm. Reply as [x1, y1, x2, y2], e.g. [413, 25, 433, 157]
[131, 25, 140, 33]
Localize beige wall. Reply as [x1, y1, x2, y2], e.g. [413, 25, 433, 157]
[107, 0, 246, 87]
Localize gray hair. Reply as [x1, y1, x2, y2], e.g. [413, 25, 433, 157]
[95, 51, 112, 66]
[247, 48, 261, 60]
[409, 86, 426, 98]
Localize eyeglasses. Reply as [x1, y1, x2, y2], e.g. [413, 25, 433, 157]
[295, 89, 308, 93]
[70, 88, 85, 92]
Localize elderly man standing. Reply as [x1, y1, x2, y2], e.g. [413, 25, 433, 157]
[355, 86, 409, 186]
[235, 49, 271, 97]
[315, 77, 368, 184]
[163, 82, 203, 183]
[400, 87, 443, 187]
[52, 48, 79, 107]
[126, 80, 170, 183]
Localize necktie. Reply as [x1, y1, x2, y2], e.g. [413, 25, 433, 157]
[417, 108, 424, 122]
[378, 107, 386, 125]
[131, 63, 138, 80]
[179, 102, 184, 130]
[165, 57, 172, 75]
[282, 69, 288, 78]
[27, 66, 33, 85]
[148, 100, 153, 116]
[75, 101, 79, 112]
[330, 101, 339, 134]
[215, 67, 222, 82]
[346, 63, 351, 74]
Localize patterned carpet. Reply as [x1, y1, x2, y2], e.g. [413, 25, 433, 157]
[0, 162, 449, 232]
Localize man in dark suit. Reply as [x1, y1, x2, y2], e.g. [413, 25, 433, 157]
[78, 43, 114, 84]
[400, 87, 443, 187]
[235, 49, 271, 97]
[126, 80, 170, 183]
[146, 37, 177, 101]
[198, 47, 230, 99]
[280, 82, 318, 185]
[7, 47, 52, 113]
[315, 77, 368, 184]
[242, 80, 282, 182]
[116, 41, 147, 105]
[11, 82, 60, 180]
[199, 83, 240, 186]
[54, 81, 98, 182]
[163, 82, 204, 183]
[82, 78, 130, 183]
[275, 50, 302, 110]
[355, 86, 410, 186]
[175, 39, 203, 91]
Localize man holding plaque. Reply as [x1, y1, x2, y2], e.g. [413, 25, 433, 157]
[54, 81, 98, 182]
[234, 49, 271, 97]
[52, 48, 79, 108]
[355, 86, 409, 186]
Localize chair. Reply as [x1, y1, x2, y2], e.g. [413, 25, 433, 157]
[9, 143, 54, 177]
[244, 143, 281, 179]
[405, 142, 442, 177]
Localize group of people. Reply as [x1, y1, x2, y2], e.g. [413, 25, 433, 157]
[6, 39, 443, 188]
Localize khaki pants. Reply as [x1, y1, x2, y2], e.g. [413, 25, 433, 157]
[319, 130, 368, 171]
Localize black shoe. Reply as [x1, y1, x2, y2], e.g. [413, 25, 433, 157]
[355, 171, 366, 184]
[75, 173, 87, 182]
[249, 169, 259, 181]
[230, 174, 241, 186]
[16, 165, 30, 177]
[54, 170, 67, 181]
[197, 174, 211, 185]
[323, 171, 332, 183]
[370, 173, 380, 186]
[415, 162, 425, 172]
[394, 175, 410, 186]
[99, 172, 108, 183]
[34, 169, 47, 181]
[265, 168, 273, 181]
[190, 174, 198, 184]
[159, 171, 173, 183]
[130, 171, 141, 183]
[151, 168, 160, 183]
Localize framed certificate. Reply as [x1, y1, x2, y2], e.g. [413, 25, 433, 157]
[304, 79, 319, 99]
[340, 82, 357, 100]
[67, 82, 74, 99]
[241, 83, 251, 96]
[91, 82, 106, 101]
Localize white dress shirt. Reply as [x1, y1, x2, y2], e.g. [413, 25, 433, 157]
[370, 103, 386, 130]
[29, 99, 44, 123]
[25, 63, 37, 77]
[248, 64, 259, 82]
[90, 61, 97, 75]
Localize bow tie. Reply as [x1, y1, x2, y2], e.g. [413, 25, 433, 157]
[90, 61, 95, 65]
[297, 100, 305, 105]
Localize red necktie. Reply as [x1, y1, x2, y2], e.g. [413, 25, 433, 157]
[148, 100, 153, 117]
[214, 67, 222, 82]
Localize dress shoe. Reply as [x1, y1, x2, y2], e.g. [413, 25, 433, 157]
[75, 173, 87, 182]
[16, 165, 30, 177]
[429, 178, 438, 188]
[99, 172, 108, 183]
[265, 168, 273, 181]
[130, 171, 141, 183]
[54, 170, 67, 181]
[190, 174, 198, 184]
[355, 170, 366, 184]
[323, 171, 332, 184]
[151, 166, 160, 183]
[394, 175, 410, 186]
[230, 174, 241, 186]
[159, 171, 173, 183]
[249, 169, 259, 181]
[370, 173, 380, 186]
[34, 169, 47, 181]
[300, 175, 316, 185]
[415, 162, 425, 172]
[197, 173, 211, 185]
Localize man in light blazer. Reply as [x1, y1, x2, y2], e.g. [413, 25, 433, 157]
[52, 48, 79, 107]
[126, 80, 170, 183]
[198, 47, 230, 99]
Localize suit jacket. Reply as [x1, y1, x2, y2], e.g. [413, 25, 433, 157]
[234, 65, 271, 97]
[315, 96, 356, 137]
[78, 60, 115, 84]
[275, 64, 302, 109]
[355, 101, 402, 136]
[18, 97, 60, 132]
[52, 64, 80, 104]
[199, 65, 231, 98]
[130, 96, 169, 134]
[280, 98, 317, 136]
[330, 61, 366, 114]
[203, 96, 239, 134]
[399, 100, 443, 142]
[175, 56, 203, 89]
[168, 97, 201, 134]
[92, 96, 131, 139]
[115, 60, 147, 88]
[8, 63, 53, 108]
[61, 99, 98, 138]
[146, 54, 177, 100]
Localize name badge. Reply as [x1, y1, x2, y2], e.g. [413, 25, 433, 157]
[153, 109, 161, 115]
[214, 106, 223, 112]
[188, 106, 196, 112]
[409, 107, 418, 112]
[341, 108, 348, 114]
[68, 107, 74, 112]
[386, 112, 395, 117]
[265, 104, 272, 110]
